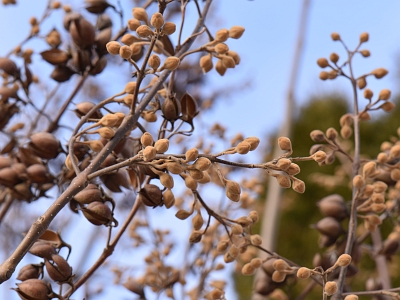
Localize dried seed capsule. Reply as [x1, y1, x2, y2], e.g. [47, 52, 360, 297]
[82, 201, 113, 226]
[45, 254, 73, 282]
[185, 148, 198, 161]
[154, 139, 169, 153]
[292, 179, 305, 193]
[364, 88, 373, 99]
[215, 59, 227, 76]
[132, 7, 148, 23]
[136, 25, 153, 38]
[194, 157, 211, 171]
[297, 267, 311, 279]
[29, 241, 57, 260]
[372, 68, 388, 79]
[229, 25, 245, 39]
[317, 58, 329, 68]
[250, 234, 262, 246]
[324, 281, 338, 296]
[162, 56, 180, 70]
[159, 172, 174, 189]
[140, 132, 153, 147]
[14, 279, 51, 300]
[17, 264, 42, 281]
[360, 32, 369, 43]
[242, 263, 256, 276]
[163, 189, 175, 208]
[148, 54, 160, 70]
[143, 146, 156, 161]
[314, 217, 343, 238]
[276, 174, 291, 188]
[162, 22, 176, 35]
[378, 89, 391, 101]
[330, 52, 339, 63]
[272, 271, 286, 283]
[189, 231, 202, 243]
[278, 137, 291, 151]
[331, 32, 340, 41]
[150, 12, 164, 30]
[215, 28, 229, 42]
[139, 184, 162, 207]
[215, 43, 229, 54]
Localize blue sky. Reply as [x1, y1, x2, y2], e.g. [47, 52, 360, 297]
[1, 1, 400, 299]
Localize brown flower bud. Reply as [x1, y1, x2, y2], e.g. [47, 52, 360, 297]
[124, 81, 137, 94]
[273, 259, 290, 272]
[163, 189, 175, 208]
[276, 174, 291, 188]
[154, 139, 169, 153]
[185, 148, 199, 162]
[127, 18, 141, 31]
[210, 289, 223, 299]
[217, 239, 229, 252]
[292, 179, 305, 193]
[189, 231, 202, 243]
[235, 141, 251, 154]
[359, 111, 370, 121]
[200, 54, 213, 72]
[215, 59, 227, 76]
[330, 52, 339, 63]
[313, 150, 327, 163]
[162, 56, 180, 70]
[162, 22, 176, 35]
[243, 137, 260, 151]
[277, 158, 291, 171]
[378, 89, 391, 101]
[287, 163, 300, 175]
[221, 55, 235, 68]
[317, 58, 329, 68]
[227, 50, 240, 65]
[136, 25, 153, 38]
[250, 234, 262, 246]
[324, 281, 338, 296]
[184, 175, 198, 190]
[175, 209, 192, 220]
[215, 28, 229, 42]
[344, 295, 359, 300]
[353, 175, 364, 189]
[340, 124, 352, 139]
[297, 267, 311, 279]
[357, 77, 367, 89]
[150, 12, 164, 30]
[225, 180, 241, 202]
[336, 254, 352, 267]
[363, 88, 373, 99]
[215, 43, 229, 54]
[142, 111, 157, 122]
[192, 213, 204, 230]
[363, 161, 377, 178]
[278, 137, 292, 151]
[360, 49, 370, 57]
[224, 251, 235, 263]
[390, 168, 400, 181]
[159, 172, 174, 189]
[310, 129, 325, 142]
[231, 223, 243, 235]
[121, 33, 138, 45]
[331, 32, 340, 41]
[148, 54, 160, 70]
[319, 71, 329, 80]
[360, 32, 369, 43]
[119, 45, 132, 59]
[242, 263, 256, 276]
[236, 216, 253, 227]
[132, 7, 148, 23]
[314, 217, 343, 238]
[229, 25, 245, 39]
[143, 146, 156, 161]
[140, 132, 153, 147]
[372, 68, 388, 79]
[86, 140, 104, 152]
[380, 101, 395, 112]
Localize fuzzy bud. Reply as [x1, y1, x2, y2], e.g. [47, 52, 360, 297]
[154, 139, 169, 153]
[340, 125, 353, 139]
[372, 68, 388, 79]
[336, 254, 352, 267]
[380, 101, 395, 112]
[215, 28, 229, 42]
[363, 161, 377, 178]
[136, 25, 153, 38]
[119, 45, 132, 59]
[162, 56, 180, 70]
[132, 7, 148, 23]
[106, 41, 121, 55]
[360, 49, 370, 57]
[236, 141, 251, 154]
[378, 89, 391, 101]
[357, 77, 367, 89]
[143, 146, 156, 161]
[162, 22, 176, 35]
[159, 172, 174, 189]
[215, 43, 229, 54]
[127, 18, 141, 31]
[184, 175, 198, 190]
[360, 32, 369, 43]
[229, 26, 245, 39]
[312, 151, 327, 163]
[324, 281, 338, 296]
[140, 132, 153, 147]
[276, 174, 291, 188]
[297, 267, 311, 279]
[278, 137, 292, 151]
[344, 296, 359, 300]
[317, 58, 329, 68]
[250, 258, 263, 269]
[319, 71, 329, 80]
[287, 163, 300, 175]
[217, 240, 229, 252]
[353, 175, 364, 189]
[292, 179, 305, 194]
[248, 211, 259, 223]
[150, 12, 164, 30]
[189, 231, 202, 243]
[185, 148, 199, 161]
[250, 234, 262, 246]
[200, 54, 213, 72]
[244, 136, 260, 151]
[330, 52, 339, 63]
[326, 127, 338, 140]
[277, 158, 291, 171]
[148, 54, 160, 70]
[163, 189, 175, 208]
[124, 81, 137, 94]
[242, 263, 256, 276]
[331, 32, 340, 41]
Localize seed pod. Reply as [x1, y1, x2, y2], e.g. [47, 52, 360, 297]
[45, 254, 72, 282]
[360, 49, 370, 57]
[215, 28, 229, 42]
[69, 17, 95, 49]
[162, 56, 180, 71]
[14, 279, 51, 300]
[162, 95, 181, 121]
[250, 234, 262, 246]
[317, 58, 329, 68]
[29, 132, 61, 159]
[287, 163, 300, 175]
[231, 223, 243, 235]
[236, 141, 251, 154]
[148, 54, 160, 70]
[192, 213, 204, 230]
[324, 281, 338, 296]
[363, 161, 377, 178]
[229, 25, 245, 39]
[184, 175, 198, 190]
[314, 217, 343, 238]
[140, 132, 153, 147]
[292, 179, 305, 193]
[242, 263, 256, 276]
[319, 71, 329, 80]
[221, 55, 235, 68]
[363, 88, 373, 99]
[85, 0, 111, 14]
[357, 77, 367, 89]
[336, 254, 352, 267]
[185, 148, 198, 162]
[313, 150, 327, 163]
[360, 32, 369, 43]
[340, 124, 353, 139]
[124, 81, 137, 94]
[194, 157, 211, 171]
[74, 184, 103, 205]
[215, 59, 227, 76]
[29, 241, 57, 260]
[26, 164, 50, 184]
[119, 45, 132, 59]
[272, 271, 286, 283]
[162, 22, 176, 35]
[236, 216, 253, 227]
[0, 167, 20, 187]
[150, 12, 164, 30]
[297, 267, 311, 279]
[127, 18, 141, 31]
[248, 211, 259, 223]
[277, 158, 291, 170]
[139, 184, 162, 207]
[372, 68, 388, 79]
[378, 89, 391, 101]
[330, 52, 339, 63]
[163, 189, 175, 208]
[132, 7, 148, 24]
[331, 32, 340, 40]
[154, 139, 169, 153]
[278, 137, 291, 151]
[82, 201, 113, 226]
[197, 171, 211, 184]
[0, 57, 18, 76]
[189, 231, 202, 243]
[215, 43, 229, 54]
[17, 264, 43, 281]
[159, 172, 174, 189]
[136, 25, 153, 38]
[380, 101, 395, 112]
[276, 174, 291, 188]
[225, 180, 241, 201]
[200, 54, 213, 71]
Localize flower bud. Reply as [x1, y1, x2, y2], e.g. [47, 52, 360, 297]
[215, 28, 229, 42]
[297, 267, 311, 279]
[357, 77, 367, 89]
[127, 18, 141, 31]
[162, 22, 176, 35]
[236, 216, 253, 227]
[310, 129, 325, 142]
[150, 12, 164, 29]
[363, 88, 373, 99]
[215, 59, 227, 76]
[162, 56, 180, 70]
[360, 32, 369, 43]
[250, 258, 262, 269]
[148, 54, 160, 70]
[154, 139, 169, 153]
[192, 213, 204, 230]
[231, 223, 243, 235]
[344, 296, 359, 300]
[124, 81, 137, 94]
[189, 231, 202, 243]
[217, 239, 229, 252]
[287, 163, 300, 175]
[278, 137, 292, 151]
[248, 211, 259, 223]
[136, 25, 153, 38]
[163, 189, 175, 208]
[194, 157, 211, 171]
[242, 263, 256, 276]
[140, 184, 162, 207]
[215, 43, 229, 54]
[250, 234, 262, 246]
[372, 68, 388, 79]
[143, 146, 156, 161]
[225, 180, 241, 201]
[317, 58, 329, 68]
[353, 175, 364, 189]
[140, 132, 153, 147]
[336, 254, 352, 267]
[185, 148, 198, 161]
[277, 158, 291, 171]
[200, 54, 213, 71]
[324, 281, 338, 296]
[330, 52, 339, 63]
[319, 71, 329, 80]
[378, 89, 391, 101]
[236, 141, 250, 154]
[132, 7, 148, 23]
[276, 174, 291, 188]
[184, 175, 198, 190]
[331, 32, 340, 41]
[360, 49, 370, 57]
[229, 25, 245, 39]
[313, 151, 327, 163]
[292, 179, 305, 193]
[87, 140, 104, 152]
[363, 161, 376, 178]
[380, 101, 395, 112]
[390, 169, 400, 181]
[119, 45, 133, 59]
[340, 125, 352, 139]
[221, 55, 236, 68]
